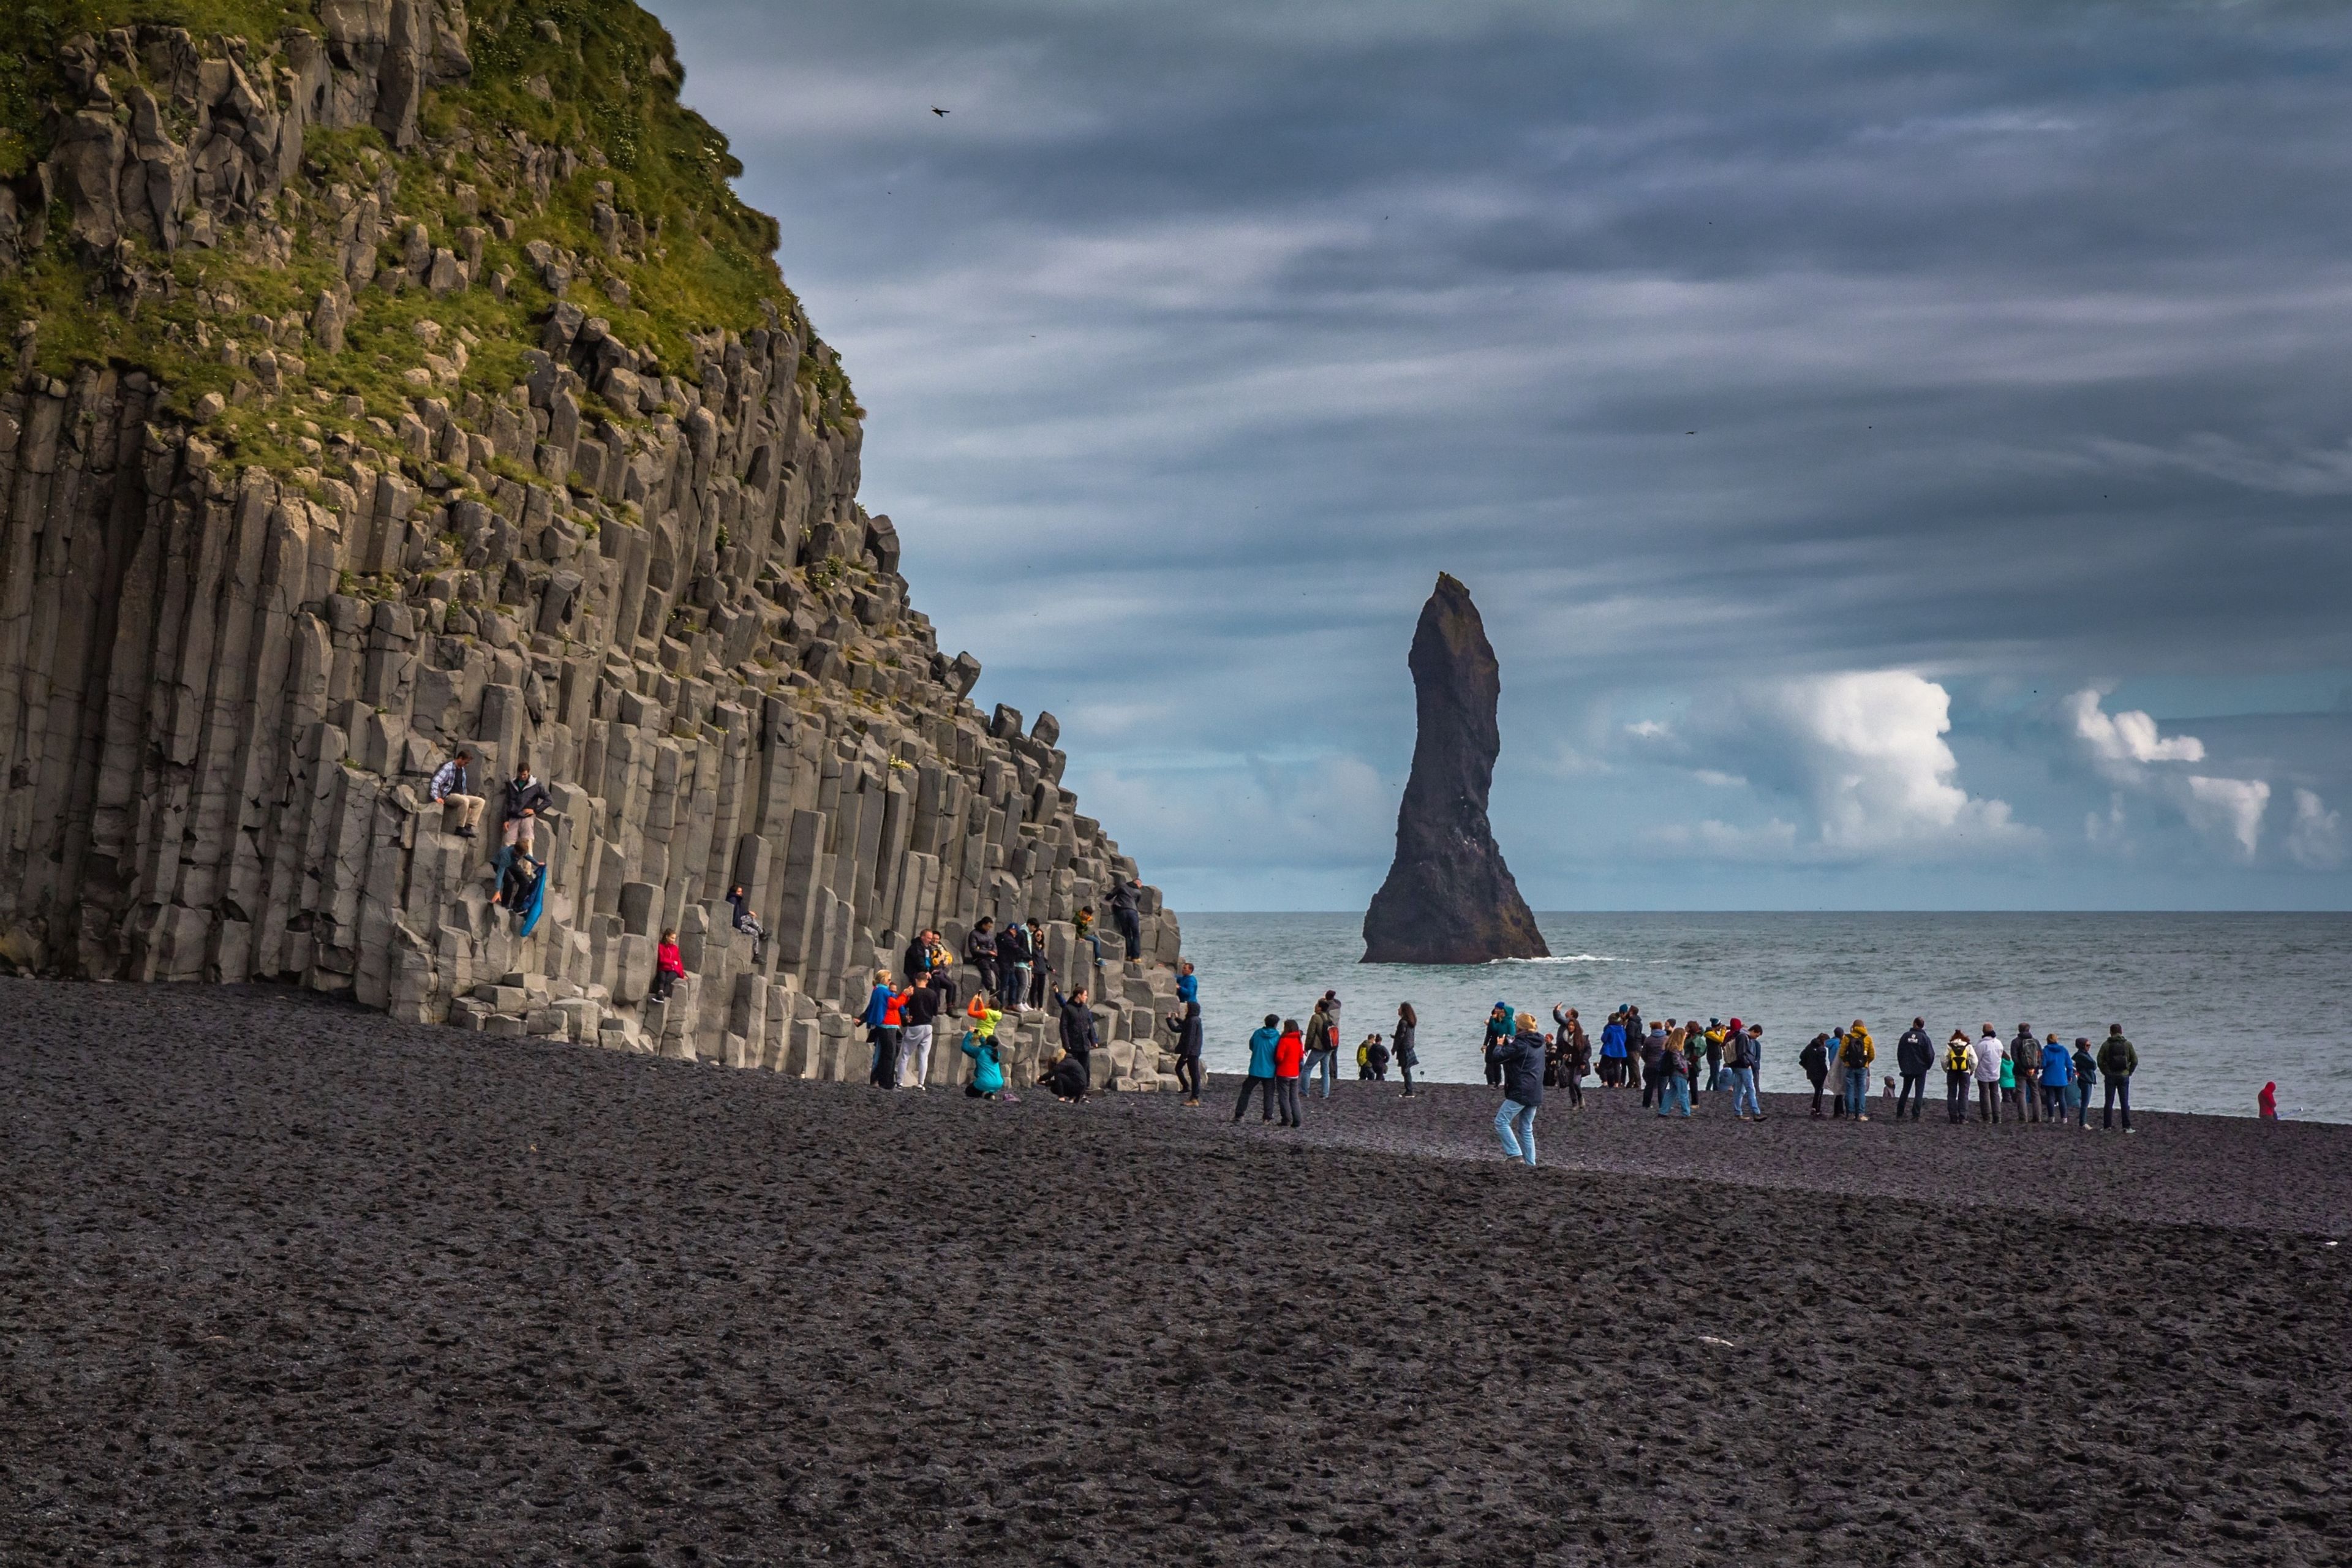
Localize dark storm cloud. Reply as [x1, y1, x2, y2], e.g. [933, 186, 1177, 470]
[657, 0, 2352, 907]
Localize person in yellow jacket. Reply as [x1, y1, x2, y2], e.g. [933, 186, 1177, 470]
[1838, 1018, 1875, 1120]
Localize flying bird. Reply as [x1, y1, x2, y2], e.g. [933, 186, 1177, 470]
[932, 107, 949, 116]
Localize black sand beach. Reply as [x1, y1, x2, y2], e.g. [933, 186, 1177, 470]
[6, 980, 2349, 1565]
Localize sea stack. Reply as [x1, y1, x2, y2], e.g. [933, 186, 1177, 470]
[1362, 574, 1548, 965]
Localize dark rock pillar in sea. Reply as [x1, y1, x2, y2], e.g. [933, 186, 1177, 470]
[1362, 574, 1549, 965]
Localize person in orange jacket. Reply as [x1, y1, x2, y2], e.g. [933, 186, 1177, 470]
[1274, 1017, 1305, 1128]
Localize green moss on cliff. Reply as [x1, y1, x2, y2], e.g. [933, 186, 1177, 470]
[0, 0, 859, 456]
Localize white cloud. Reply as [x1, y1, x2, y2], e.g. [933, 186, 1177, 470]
[2182, 775, 2271, 859]
[2286, 788, 2346, 869]
[1637, 671, 2030, 860]
[2065, 688, 2205, 767]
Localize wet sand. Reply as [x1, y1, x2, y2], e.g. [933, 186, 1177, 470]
[5, 980, 2348, 1565]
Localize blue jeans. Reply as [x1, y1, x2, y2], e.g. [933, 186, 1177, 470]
[1303, 1048, 1338, 1096]
[1729, 1066, 1761, 1117]
[1657, 1077, 1691, 1117]
[1494, 1100, 1538, 1166]
[1842, 1067, 1869, 1117]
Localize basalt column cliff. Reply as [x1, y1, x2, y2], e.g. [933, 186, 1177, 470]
[0, 1, 1186, 1087]
[1362, 573, 1547, 965]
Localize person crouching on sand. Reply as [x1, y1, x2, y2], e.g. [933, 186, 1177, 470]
[962, 1024, 1005, 1100]
[1275, 1018, 1306, 1128]
[1235, 1014, 1281, 1123]
[1493, 1012, 1545, 1166]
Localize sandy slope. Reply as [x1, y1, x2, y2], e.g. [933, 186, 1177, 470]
[4, 981, 2346, 1566]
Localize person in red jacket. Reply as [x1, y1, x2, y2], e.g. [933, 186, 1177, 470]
[1274, 1018, 1305, 1128]
[649, 929, 685, 1002]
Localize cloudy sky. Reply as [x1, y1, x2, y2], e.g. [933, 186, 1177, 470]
[662, 0, 2352, 910]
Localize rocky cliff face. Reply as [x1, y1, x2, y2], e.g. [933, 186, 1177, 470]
[0, 1, 1185, 1087]
[1362, 573, 1547, 965]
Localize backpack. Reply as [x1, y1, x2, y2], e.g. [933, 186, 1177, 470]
[1841, 1035, 1868, 1069]
[1944, 1041, 1970, 1074]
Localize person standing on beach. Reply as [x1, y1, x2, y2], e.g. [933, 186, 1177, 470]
[1302, 998, 1340, 1099]
[1275, 1018, 1306, 1128]
[2011, 1023, 2043, 1123]
[1942, 1031, 1974, 1124]
[1724, 1023, 1763, 1120]
[2098, 1025, 2138, 1133]
[1624, 1006, 1647, 1093]
[1703, 1019, 1727, 1093]
[1564, 1014, 1591, 1110]
[1492, 1012, 1545, 1167]
[1839, 1022, 1874, 1121]
[2259, 1081, 2278, 1120]
[1394, 1003, 1420, 1098]
[863, 970, 907, 1090]
[1235, 1014, 1282, 1123]
[2071, 1038, 2097, 1129]
[1483, 1003, 1512, 1088]
[1640, 1022, 1668, 1110]
[1599, 1011, 1627, 1087]
[1164, 1000, 1204, 1106]
[900, 973, 943, 1090]
[1801, 1033, 1831, 1117]
[2039, 1033, 2072, 1124]
[1973, 1025, 2004, 1123]
[1656, 1027, 1693, 1118]
[1896, 1018, 1934, 1122]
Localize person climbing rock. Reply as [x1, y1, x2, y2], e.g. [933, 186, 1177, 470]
[995, 919, 1031, 1012]
[649, 928, 685, 1003]
[1107, 876, 1144, 963]
[501, 762, 551, 855]
[1176, 960, 1197, 1006]
[429, 748, 483, 838]
[1025, 919, 1054, 1009]
[963, 918, 999, 1000]
[726, 884, 766, 967]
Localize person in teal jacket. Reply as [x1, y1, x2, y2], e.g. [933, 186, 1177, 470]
[1232, 1013, 1281, 1123]
[961, 1030, 1005, 1099]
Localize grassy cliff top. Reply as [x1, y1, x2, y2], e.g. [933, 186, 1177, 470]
[0, 0, 857, 459]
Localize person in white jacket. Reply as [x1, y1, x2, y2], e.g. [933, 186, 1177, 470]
[1972, 1023, 2005, 1123]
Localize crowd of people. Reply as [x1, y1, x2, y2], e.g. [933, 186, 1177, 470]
[1210, 990, 2154, 1169]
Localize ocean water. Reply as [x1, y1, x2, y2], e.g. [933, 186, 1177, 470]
[1177, 911, 2352, 1122]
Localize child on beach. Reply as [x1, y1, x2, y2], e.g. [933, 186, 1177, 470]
[1360, 1033, 1390, 1080]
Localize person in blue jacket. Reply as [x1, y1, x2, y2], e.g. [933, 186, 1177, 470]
[1599, 1012, 1629, 1088]
[1489, 1011, 1545, 1167]
[1232, 1013, 1282, 1123]
[1176, 960, 1197, 1005]
[2039, 1033, 2073, 1124]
